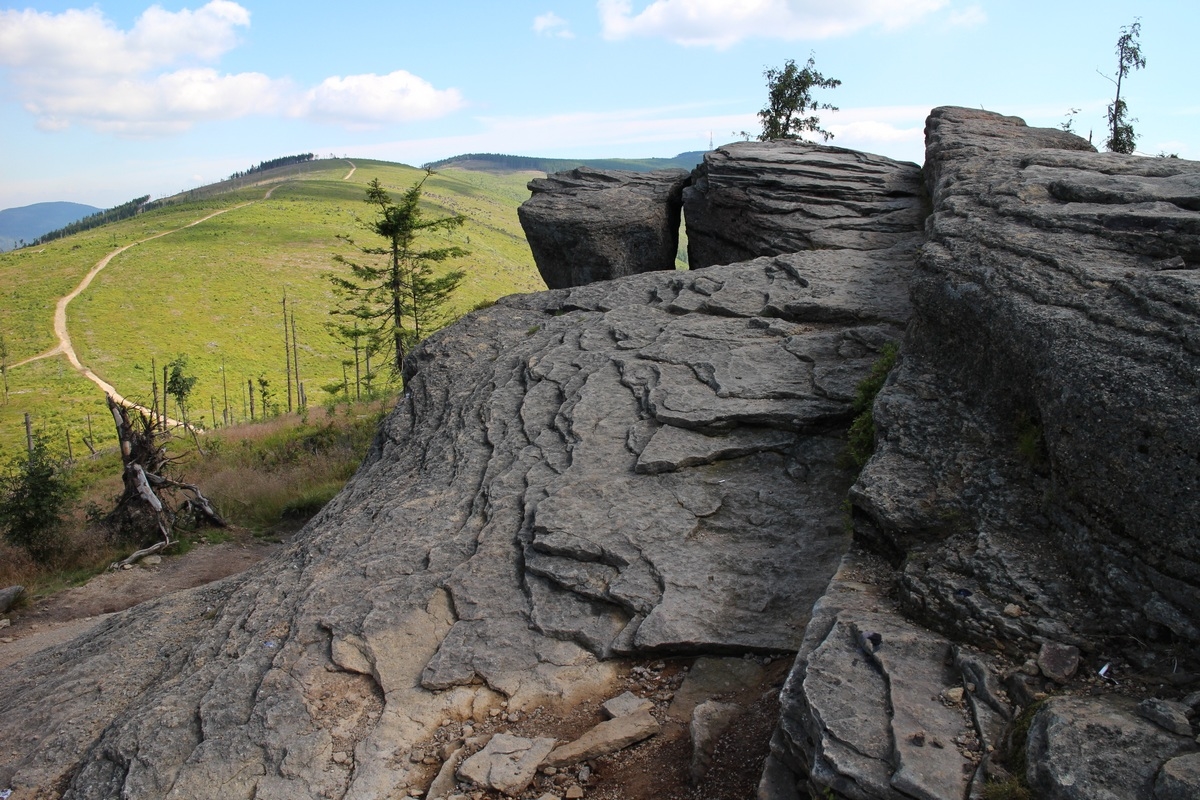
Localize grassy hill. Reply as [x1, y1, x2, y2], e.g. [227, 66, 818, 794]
[0, 158, 546, 460]
[425, 151, 705, 174]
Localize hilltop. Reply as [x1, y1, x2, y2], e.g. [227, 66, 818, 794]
[425, 151, 706, 174]
[0, 202, 100, 252]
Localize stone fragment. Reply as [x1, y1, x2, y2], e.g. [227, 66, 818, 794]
[1138, 699, 1194, 737]
[458, 734, 557, 796]
[1037, 642, 1080, 684]
[544, 710, 659, 767]
[689, 700, 741, 783]
[564, 786, 584, 799]
[0, 585, 23, 614]
[1155, 753, 1200, 800]
[427, 741, 467, 800]
[142, 555, 162, 566]
[0, 618, 9, 629]
[518, 167, 689, 289]
[602, 691, 653, 719]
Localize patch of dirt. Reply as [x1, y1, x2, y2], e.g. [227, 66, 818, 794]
[0, 531, 282, 669]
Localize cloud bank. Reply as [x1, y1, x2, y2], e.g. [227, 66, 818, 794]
[0, 1, 464, 135]
[597, 0, 953, 48]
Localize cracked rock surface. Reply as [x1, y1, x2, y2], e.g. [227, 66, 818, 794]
[0, 145, 922, 798]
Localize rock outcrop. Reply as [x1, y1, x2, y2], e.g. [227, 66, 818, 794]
[3, 110, 1198, 800]
[518, 167, 689, 288]
[0, 143, 922, 798]
[683, 141, 925, 268]
[768, 109, 1200, 799]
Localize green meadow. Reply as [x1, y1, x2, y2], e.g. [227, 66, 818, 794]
[0, 158, 546, 459]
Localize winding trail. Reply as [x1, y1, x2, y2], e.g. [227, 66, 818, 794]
[13, 184, 283, 421]
[342, 160, 356, 180]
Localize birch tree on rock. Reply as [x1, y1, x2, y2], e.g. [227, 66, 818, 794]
[329, 172, 468, 380]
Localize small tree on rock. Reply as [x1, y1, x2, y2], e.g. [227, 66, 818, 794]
[1104, 19, 1146, 154]
[329, 172, 468, 380]
[758, 54, 841, 142]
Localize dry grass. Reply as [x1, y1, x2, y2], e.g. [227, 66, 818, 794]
[0, 399, 389, 600]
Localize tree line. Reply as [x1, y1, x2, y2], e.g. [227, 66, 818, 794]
[32, 195, 151, 245]
[227, 153, 316, 181]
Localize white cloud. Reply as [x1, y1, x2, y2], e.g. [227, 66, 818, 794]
[0, 2, 463, 135]
[534, 11, 575, 38]
[298, 72, 466, 128]
[598, 0, 951, 48]
[945, 4, 986, 28]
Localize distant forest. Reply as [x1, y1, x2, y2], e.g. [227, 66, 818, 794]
[32, 195, 151, 245]
[228, 153, 315, 181]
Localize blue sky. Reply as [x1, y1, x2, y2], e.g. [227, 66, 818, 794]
[1, 0, 1196, 209]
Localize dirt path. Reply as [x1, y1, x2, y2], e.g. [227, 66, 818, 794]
[11, 187, 280, 422]
[343, 160, 356, 180]
[0, 532, 281, 669]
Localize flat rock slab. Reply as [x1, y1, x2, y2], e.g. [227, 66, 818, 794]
[458, 733, 557, 795]
[602, 691, 654, 719]
[1027, 695, 1199, 800]
[544, 709, 659, 767]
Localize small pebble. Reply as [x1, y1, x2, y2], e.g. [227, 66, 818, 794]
[565, 787, 584, 799]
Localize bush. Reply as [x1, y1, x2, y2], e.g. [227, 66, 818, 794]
[846, 343, 900, 467]
[0, 436, 78, 563]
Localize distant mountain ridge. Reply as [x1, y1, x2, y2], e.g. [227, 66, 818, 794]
[424, 151, 706, 174]
[0, 201, 100, 251]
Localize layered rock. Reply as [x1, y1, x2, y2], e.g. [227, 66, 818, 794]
[518, 167, 689, 288]
[0, 145, 923, 797]
[683, 141, 924, 268]
[769, 108, 1200, 799]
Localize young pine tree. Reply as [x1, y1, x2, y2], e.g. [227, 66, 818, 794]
[329, 172, 468, 379]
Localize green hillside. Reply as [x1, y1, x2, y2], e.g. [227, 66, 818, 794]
[426, 151, 705, 174]
[0, 158, 546, 460]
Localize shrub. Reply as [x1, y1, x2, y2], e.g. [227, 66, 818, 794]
[0, 436, 78, 563]
[846, 343, 900, 467]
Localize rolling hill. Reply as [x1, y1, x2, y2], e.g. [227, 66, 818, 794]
[0, 201, 101, 251]
[0, 157, 551, 459]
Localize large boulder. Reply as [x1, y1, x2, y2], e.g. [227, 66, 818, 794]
[518, 167, 689, 288]
[683, 141, 924, 268]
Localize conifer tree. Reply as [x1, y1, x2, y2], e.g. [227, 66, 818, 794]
[329, 171, 467, 378]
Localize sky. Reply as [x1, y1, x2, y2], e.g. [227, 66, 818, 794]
[1, 0, 1197, 210]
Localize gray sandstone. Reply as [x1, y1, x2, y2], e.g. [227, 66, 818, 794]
[1139, 698, 1195, 737]
[543, 709, 659, 767]
[0, 586, 22, 614]
[601, 691, 653, 719]
[689, 700, 741, 784]
[1026, 695, 1199, 800]
[1155, 753, 1200, 800]
[457, 733, 556, 795]
[518, 167, 689, 289]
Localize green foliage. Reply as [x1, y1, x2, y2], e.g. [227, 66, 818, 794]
[846, 343, 900, 468]
[1105, 19, 1146, 154]
[329, 172, 467, 379]
[981, 779, 1031, 800]
[0, 435, 78, 562]
[166, 354, 198, 421]
[758, 54, 842, 142]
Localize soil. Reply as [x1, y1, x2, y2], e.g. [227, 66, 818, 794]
[0, 532, 792, 799]
[0, 531, 282, 670]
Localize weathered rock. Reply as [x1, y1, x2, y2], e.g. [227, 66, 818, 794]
[0, 585, 22, 614]
[0, 151, 918, 798]
[426, 741, 467, 799]
[689, 700, 741, 783]
[457, 734, 557, 796]
[667, 657, 765, 722]
[1139, 698, 1194, 737]
[543, 709, 658, 767]
[767, 549, 998, 800]
[518, 167, 689, 289]
[602, 691, 653, 719]
[853, 106, 1200, 657]
[683, 140, 924, 268]
[1037, 641, 1080, 684]
[1026, 695, 1199, 800]
[1155, 752, 1200, 800]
